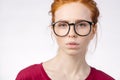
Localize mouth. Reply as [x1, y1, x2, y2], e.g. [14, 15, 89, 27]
[66, 42, 79, 49]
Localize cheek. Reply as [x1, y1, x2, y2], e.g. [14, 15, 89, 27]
[51, 28, 65, 47]
[79, 36, 92, 48]
[55, 37, 65, 46]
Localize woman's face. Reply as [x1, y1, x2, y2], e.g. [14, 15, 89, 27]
[53, 2, 95, 55]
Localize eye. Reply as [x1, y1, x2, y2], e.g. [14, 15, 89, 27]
[59, 23, 67, 26]
[56, 22, 68, 28]
[79, 23, 87, 27]
[76, 22, 88, 28]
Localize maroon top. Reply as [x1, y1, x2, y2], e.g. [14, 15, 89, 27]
[16, 63, 115, 80]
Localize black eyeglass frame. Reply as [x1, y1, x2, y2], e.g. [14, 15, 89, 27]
[52, 20, 94, 37]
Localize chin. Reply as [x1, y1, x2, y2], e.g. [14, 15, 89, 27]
[65, 49, 82, 56]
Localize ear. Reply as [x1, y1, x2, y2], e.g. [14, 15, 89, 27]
[90, 24, 97, 40]
[49, 25, 54, 36]
[49, 24, 53, 31]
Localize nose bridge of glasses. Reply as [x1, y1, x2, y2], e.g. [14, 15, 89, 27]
[68, 23, 76, 35]
[69, 23, 75, 27]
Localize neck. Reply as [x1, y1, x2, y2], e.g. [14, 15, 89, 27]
[52, 48, 89, 75]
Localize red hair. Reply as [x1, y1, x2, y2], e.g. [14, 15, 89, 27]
[50, 0, 100, 24]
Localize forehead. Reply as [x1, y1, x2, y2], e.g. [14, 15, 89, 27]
[55, 2, 92, 22]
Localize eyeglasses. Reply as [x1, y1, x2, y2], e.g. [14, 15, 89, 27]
[52, 20, 94, 37]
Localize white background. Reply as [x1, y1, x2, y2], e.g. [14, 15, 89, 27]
[0, 0, 120, 80]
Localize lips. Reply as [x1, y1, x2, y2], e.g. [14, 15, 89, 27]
[66, 42, 79, 49]
[67, 42, 79, 45]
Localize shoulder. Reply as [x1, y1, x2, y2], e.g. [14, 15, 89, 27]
[16, 64, 42, 80]
[90, 67, 115, 80]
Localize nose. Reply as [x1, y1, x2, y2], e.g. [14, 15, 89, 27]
[68, 24, 77, 38]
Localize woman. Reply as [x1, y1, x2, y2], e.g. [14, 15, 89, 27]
[16, 0, 115, 80]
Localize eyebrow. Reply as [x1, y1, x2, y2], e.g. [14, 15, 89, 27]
[56, 20, 69, 23]
[56, 19, 91, 23]
[75, 20, 86, 23]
